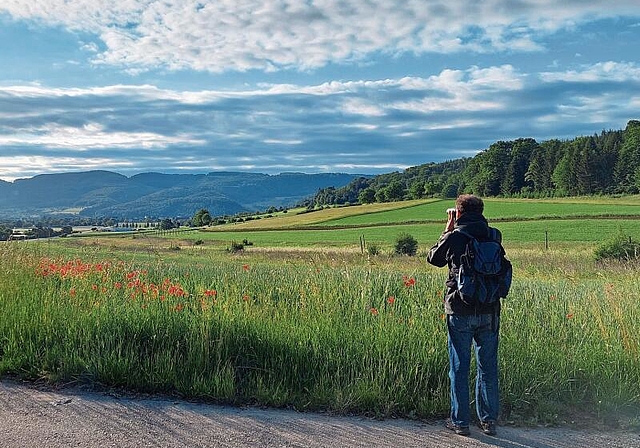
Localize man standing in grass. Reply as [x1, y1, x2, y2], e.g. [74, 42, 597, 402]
[427, 194, 504, 437]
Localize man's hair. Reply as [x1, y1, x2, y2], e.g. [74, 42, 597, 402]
[456, 194, 484, 214]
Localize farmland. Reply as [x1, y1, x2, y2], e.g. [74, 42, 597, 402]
[1, 196, 639, 426]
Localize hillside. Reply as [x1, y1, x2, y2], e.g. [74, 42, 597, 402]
[0, 171, 362, 219]
[310, 120, 640, 206]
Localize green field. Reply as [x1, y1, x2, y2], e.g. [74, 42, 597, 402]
[1, 196, 639, 426]
[179, 219, 640, 251]
[318, 197, 640, 226]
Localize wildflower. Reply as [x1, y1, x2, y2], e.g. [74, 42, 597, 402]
[69, 288, 76, 297]
[242, 294, 250, 302]
[387, 296, 396, 305]
[92, 284, 98, 291]
[173, 303, 184, 312]
[403, 276, 416, 287]
[204, 289, 217, 297]
[114, 282, 123, 289]
[370, 307, 379, 316]
[566, 313, 574, 319]
[549, 295, 557, 301]
[168, 284, 186, 297]
[242, 264, 250, 271]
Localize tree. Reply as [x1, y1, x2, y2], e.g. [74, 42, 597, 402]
[502, 138, 537, 195]
[0, 226, 12, 241]
[614, 120, 640, 193]
[192, 208, 212, 227]
[408, 180, 425, 199]
[159, 218, 176, 230]
[525, 139, 564, 193]
[470, 141, 512, 196]
[358, 187, 376, 204]
[383, 181, 406, 201]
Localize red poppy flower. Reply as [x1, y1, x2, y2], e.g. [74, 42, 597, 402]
[403, 276, 416, 287]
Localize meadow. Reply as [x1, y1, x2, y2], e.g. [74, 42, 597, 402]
[1, 197, 639, 426]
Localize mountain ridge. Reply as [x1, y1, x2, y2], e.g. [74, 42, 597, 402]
[0, 170, 363, 219]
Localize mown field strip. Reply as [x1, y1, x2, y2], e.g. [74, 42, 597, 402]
[181, 218, 640, 248]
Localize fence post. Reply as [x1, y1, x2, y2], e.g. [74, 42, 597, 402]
[545, 230, 549, 250]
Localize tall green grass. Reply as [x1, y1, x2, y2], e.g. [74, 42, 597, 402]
[1, 242, 639, 424]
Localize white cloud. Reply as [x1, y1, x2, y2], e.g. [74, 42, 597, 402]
[390, 65, 524, 113]
[0, 123, 204, 149]
[0, 60, 637, 181]
[341, 98, 386, 117]
[2, 0, 639, 73]
[540, 61, 640, 83]
[0, 155, 135, 181]
[263, 139, 303, 145]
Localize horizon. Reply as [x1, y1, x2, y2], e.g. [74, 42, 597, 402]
[1, 2, 639, 182]
[0, 168, 376, 184]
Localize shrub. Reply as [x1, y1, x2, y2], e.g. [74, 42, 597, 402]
[367, 244, 381, 256]
[594, 232, 640, 261]
[229, 241, 244, 253]
[394, 233, 418, 256]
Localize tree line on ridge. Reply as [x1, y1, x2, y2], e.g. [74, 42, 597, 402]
[309, 120, 640, 207]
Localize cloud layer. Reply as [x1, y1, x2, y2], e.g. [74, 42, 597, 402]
[0, 1, 638, 181]
[2, 0, 639, 73]
[1, 62, 638, 180]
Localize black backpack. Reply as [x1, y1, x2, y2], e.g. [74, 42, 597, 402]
[454, 228, 512, 305]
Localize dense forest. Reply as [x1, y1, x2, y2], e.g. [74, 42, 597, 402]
[309, 120, 640, 206]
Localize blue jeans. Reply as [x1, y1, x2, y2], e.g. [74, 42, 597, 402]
[447, 313, 500, 427]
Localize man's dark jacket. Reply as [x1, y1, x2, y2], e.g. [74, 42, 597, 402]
[427, 211, 502, 315]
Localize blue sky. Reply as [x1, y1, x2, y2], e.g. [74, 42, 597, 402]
[1, 1, 639, 182]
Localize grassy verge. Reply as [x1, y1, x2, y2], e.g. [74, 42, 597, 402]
[1, 241, 639, 425]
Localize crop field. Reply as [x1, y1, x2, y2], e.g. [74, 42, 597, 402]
[319, 197, 640, 226]
[1, 196, 639, 426]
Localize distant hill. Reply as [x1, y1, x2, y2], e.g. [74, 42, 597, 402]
[0, 170, 362, 219]
[310, 120, 640, 206]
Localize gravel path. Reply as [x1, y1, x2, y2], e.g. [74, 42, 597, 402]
[1, 380, 638, 448]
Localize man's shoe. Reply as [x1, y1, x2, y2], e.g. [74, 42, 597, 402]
[445, 419, 470, 436]
[478, 420, 497, 436]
